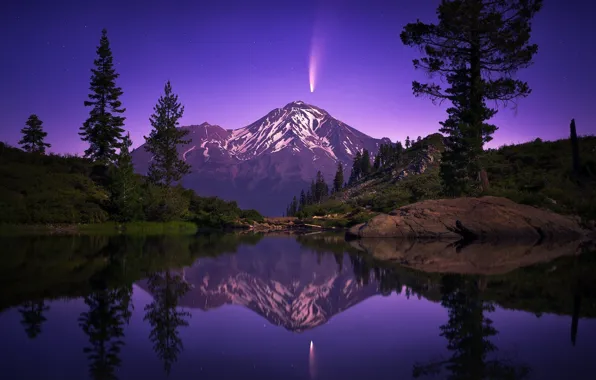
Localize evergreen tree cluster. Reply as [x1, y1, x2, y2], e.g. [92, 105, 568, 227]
[372, 141, 404, 172]
[286, 170, 330, 216]
[8, 28, 261, 225]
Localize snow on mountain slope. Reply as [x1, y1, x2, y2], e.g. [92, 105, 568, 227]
[131, 101, 391, 215]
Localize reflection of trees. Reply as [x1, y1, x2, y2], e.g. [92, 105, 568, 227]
[144, 271, 191, 376]
[18, 300, 49, 339]
[350, 255, 371, 285]
[413, 275, 530, 380]
[78, 286, 132, 380]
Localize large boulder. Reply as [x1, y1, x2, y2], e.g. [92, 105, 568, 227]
[346, 196, 588, 243]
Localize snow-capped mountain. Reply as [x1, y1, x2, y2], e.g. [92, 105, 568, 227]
[132, 101, 390, 215]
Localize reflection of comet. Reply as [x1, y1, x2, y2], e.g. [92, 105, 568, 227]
[309, 340, 316, 379]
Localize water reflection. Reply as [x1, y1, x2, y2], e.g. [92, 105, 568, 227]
[413, 275, 530, 379]
[144, 271, 191, 375]
[18, 300, 49, 339]
[78, 286, 132, 380]
[0, 232, 595, 379]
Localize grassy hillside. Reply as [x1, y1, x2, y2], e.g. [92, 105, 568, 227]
[295, 133, 596, 226]
[0, 142, 263, 227]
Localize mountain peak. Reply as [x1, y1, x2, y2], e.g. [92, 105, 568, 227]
[132, 100, 388, 215]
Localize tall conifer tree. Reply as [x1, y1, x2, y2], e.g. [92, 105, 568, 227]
[361, 149, 371, 177]
[79, 29, 125, 164]
[333, 161, 344, 192]
[144, 81, 190, 188]
[19, 114, 50, 154]
[401, 0, 542, 195]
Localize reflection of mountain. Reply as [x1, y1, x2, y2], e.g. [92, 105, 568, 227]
[139, 238, 379, 332]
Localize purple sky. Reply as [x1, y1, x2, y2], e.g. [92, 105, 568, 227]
[1, 0, 595, 155]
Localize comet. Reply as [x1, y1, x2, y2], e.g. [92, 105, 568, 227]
[309, 51, 317, 93]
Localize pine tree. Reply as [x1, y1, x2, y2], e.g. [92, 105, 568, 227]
[417, 136, 422, 143]
[79, 29, 126, 164]
[401, 0, 542, 195]
[405, 136, 411, 149]
[361, 149, 371, 177]
[313, 171, 328, 203]
[19, 114, 50, 154]
[144, 81, 191, 188]
[349, 151, 362, 184]
[110, 133, 141, 222]
[306, 190, 313, 205]
[290, 196, 298, 216]
[395, 141, 404, 164]
[373, 154, 381, 171]
[333, 161, 344, 192]
[299, 190, 306, 210]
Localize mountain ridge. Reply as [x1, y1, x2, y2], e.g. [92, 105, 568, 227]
[132, 101, 391, 215]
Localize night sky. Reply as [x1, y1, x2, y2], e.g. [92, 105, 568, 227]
[1, 0, 595, 155]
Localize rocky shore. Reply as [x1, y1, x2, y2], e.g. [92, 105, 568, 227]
[346, 196, 590, 243]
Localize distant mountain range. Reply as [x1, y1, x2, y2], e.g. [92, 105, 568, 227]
[131, 101, 390, 215]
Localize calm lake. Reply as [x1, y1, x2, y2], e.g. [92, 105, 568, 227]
[0, 233, 595, 380]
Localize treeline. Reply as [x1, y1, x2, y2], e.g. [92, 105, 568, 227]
[3, 29, 262, 225]
[285, 136, 421, 217]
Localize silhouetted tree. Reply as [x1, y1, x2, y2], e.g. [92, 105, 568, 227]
[401, 0, 542, 196]
[373, 153, 381, 171]
[306, 189, 313, 205]
[361, 149, 371, 176]
[349, 151, 362, 184]
[417, 136, 422, 143]
[299, 189, 306, 210]
[19, 115, 50, 154]
[109, 133, 141, 221]
[79, 29, 125, 164]
[144, 81, 190, 188]
[395, 141, 404, 163]
[79, 286, 132, 380]
[570, 119, 581, 177]
[19, 300, 49, 339]
[144, 271, 191, 376]
[333, 161, 344, 192]
[405, 136, 411, 149]
[313, 171, 329, 203]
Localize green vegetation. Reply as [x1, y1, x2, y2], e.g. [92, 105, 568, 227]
[401, 0, 543, 195]
[482, 135, 596, 220]
[284, 130, 596, 226]
[0, 142, 262, 228]
[2, 29, 263, 229]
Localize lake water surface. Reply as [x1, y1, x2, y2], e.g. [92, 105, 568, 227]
[0, 233, 595, 380]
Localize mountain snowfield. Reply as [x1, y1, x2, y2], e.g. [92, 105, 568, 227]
[132, 100, 390, 215]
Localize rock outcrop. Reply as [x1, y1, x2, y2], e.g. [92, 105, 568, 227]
[346, 196, 588, 243]
[393, 146, 437, 181]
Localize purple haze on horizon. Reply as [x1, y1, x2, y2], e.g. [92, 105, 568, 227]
[1, 0, 595, 155]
